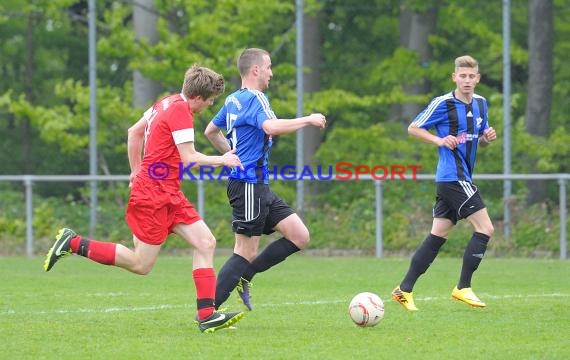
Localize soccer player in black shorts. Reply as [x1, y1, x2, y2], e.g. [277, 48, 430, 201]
[205, 48, 327, 311]
[391, 55, 497, 311]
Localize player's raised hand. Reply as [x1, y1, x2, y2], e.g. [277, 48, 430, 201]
[308, 113, 327, 129]
[221, 148, 243, 169]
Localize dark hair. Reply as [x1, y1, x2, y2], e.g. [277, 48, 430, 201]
[237, 48, 270, 77]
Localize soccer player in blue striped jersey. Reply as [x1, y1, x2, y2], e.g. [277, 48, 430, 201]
[392, 55, 497, 311]
[205, 48, 327, 311]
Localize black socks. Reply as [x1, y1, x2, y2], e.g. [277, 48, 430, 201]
[242, 238, 300, 282]
[400, 233, 446, 292]
[215, 238, 301, 309]
[458, 232, 490, 289]
[215, 253, 250, 308]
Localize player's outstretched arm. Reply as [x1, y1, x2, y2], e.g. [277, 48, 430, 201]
[262, 113, 326, 136]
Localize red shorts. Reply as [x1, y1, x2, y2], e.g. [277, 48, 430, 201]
[125, 177, 201, 245]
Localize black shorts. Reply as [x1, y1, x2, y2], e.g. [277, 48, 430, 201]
[227, 179, 296, 237]
[433, 181, 486, 224]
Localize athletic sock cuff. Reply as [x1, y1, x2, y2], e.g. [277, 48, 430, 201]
[473, 232, 491, 242]
[427, 233, 446, 249]
[192, 268, 215, 278]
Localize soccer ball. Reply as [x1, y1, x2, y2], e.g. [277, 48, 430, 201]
[348, 292, 385, 327]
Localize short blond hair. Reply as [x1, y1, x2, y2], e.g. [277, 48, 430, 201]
[181, 64, 225, 100]
[454, 55, 479, 71]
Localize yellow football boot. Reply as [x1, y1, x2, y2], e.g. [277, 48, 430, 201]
[451, 286, 486, 308]
[392, 286, 419, 311]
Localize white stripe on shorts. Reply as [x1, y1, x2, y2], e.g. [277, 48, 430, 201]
[458, 180, 478, 217]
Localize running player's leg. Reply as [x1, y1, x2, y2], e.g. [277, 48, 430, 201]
[246, 213, 307, 277]
[115, 236, 161, 274]
[460, 207, 493, 288]
[231, 214, 305, 311]
[452, 207, 493, 307]
[174, 220, 245, 331]
[44, 228, 161, 274]
[174, 220, 217, 320]
[215, 233, 260, 310]
[401, 217, 453, 292]
[215, 180, 265, 309]
[241, 193, 302, 282]
[395, 186, 455, 295]
[392, 217, 452, 311]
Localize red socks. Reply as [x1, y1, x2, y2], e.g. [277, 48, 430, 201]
[193, 268, 216, 320]
[68, 237, 215, 321]
[70, 236, 116, 265]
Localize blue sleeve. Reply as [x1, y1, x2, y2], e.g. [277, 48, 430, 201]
[212, 104, 227, 129]
[252, 93, 276, 129]
[412, 97, 447, 130]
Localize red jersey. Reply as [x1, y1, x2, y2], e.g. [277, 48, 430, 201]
[138, 93, 194, 189]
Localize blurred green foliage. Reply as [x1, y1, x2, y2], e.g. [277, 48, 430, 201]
[0, 0, 568, 256]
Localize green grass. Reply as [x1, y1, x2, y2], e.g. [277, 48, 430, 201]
[1, 255, 569, 360]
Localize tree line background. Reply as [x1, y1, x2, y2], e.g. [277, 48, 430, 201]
[0, 0, 568, 256]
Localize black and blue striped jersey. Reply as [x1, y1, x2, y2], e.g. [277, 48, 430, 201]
[412, 91, 489, 182]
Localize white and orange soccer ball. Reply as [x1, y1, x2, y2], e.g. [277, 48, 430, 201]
[348, 292, 385, 327]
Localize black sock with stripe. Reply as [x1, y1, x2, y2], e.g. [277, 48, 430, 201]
[458, 232, 490, 289]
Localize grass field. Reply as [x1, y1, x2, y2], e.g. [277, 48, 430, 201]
[1, 255, 569, 359]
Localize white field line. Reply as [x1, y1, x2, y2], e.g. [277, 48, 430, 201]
[1, 293, 568, 316]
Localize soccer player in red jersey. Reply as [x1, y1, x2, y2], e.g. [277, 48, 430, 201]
[44, 65, 245, 333]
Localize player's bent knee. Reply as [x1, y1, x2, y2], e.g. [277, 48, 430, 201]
[195, 235, 216, 252]
[475, 228, 494, 238]
[130, 263, 153, 275]
[291, 230, 310, 249]
[138, 268, 152, 275]
[484, 224, 495, 237]
[478, 222, 494, 237]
